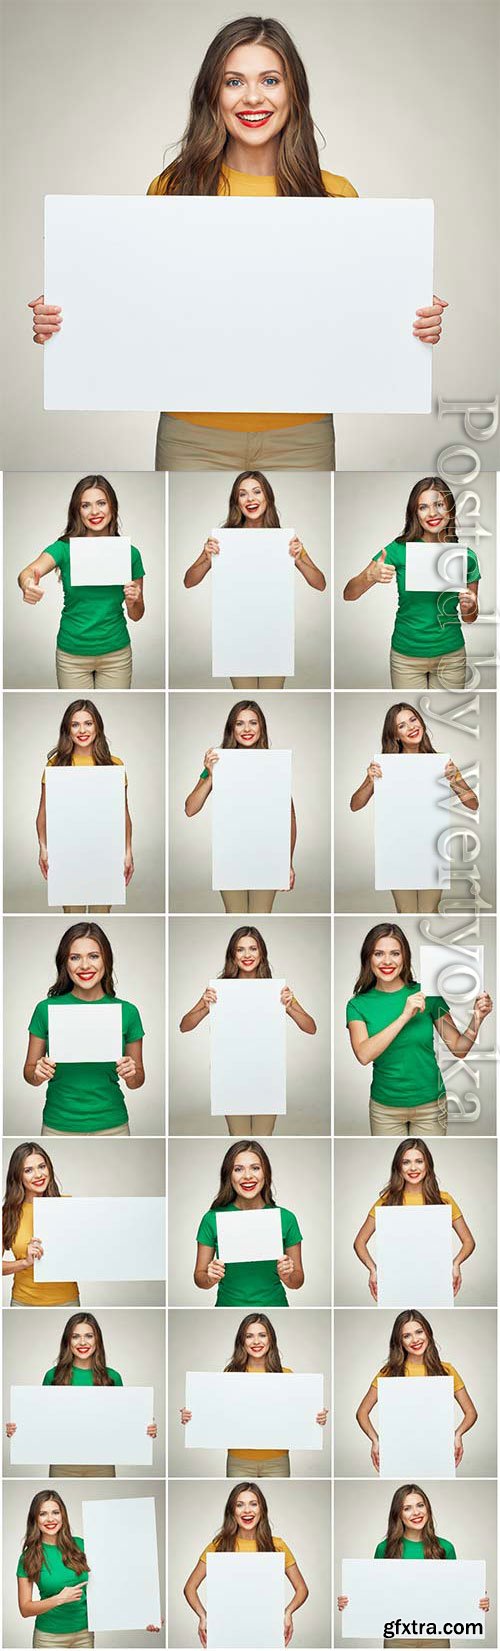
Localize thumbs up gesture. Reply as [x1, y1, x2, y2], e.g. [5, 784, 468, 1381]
[368, 548, 396, 586]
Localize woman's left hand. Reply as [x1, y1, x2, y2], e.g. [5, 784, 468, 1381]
[277, 1255, 294, 1281]
[124, 850, 135, 885]
[454, 1431, 464, 1466]
[147, 1421, 157, 1438]
[316, 1409, 328, 1426]
[413, 294, 448, 344]
[116, 1055, 136, 1081]
[284, 1609, 294, 1645]
[479, 1598, 490, 1612]
[289, 537, 304, 560]
[289, 865, 295, 890]
[281, 986, 294, 1008]
[459, 587, 478, 618]
[123, 580, 142, 603]
[473, 992, 493, 1026]
[444, 759, 460, 783]
[452, 1260, 462, 1296]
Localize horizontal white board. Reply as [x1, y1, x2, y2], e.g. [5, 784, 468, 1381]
[420, 942, 484, 1001]
[83, 1496, 161, 1631]
[69, 536, 132, 586]
[207, 1552, 285, 1649]
[374, 753, 450, 891]
[211, 529, 295, 678]
[46, 766, 126, 907]
[405, 542, 468, 591]
[185, 1371, 324, 1450]
[10, 1384, 153, 1465]
[216, 1207, 283, 1264]
[209, 979, 286, 1116]
[212, 749, 291, 891]
[341, 1558, 485, 1641]
[376, 1205, 453, 1308]
[378, 1376, 455, 1478]
[48, 1002, 122, 1062]
[34, 1197, 165, 1281]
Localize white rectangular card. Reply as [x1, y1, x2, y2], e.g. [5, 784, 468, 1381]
[374, 753, 450, 891]
[34, 1197, 165, 1281]
[405, 542, 468, 591]
[185, 1371, 324, 1450]
[10, 1384, 154, 1465]
[45, 766, 126, 907]
[206, 1552, 285, 1649]
[209, 979, 286, 1116]
[69, 536, 132, 586]
[83, 1496, 161, 1631]
[212, 749, 291, 891]
[211, 529, 295, 678]
[420, 942, 484, 1001]
[375, 1206, 453, 1307]
[216, 1207, 283, 1265]
[341, 1559, 486, 1640]
[378, 1376, 455, 1478]
[47, 1002, 123, 1063]
[44, 196, 433, 414]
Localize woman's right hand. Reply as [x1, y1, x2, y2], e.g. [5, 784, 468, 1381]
[21, 572, 44, 605]
[367, 550, 396, 585]
[202, 988, 217, 1010]
[401, 991, 426, 1023]
[198, 1611, 208, 1647]
[29, 294, 62, 344]
[368, 1266, 378, 1302]
[38, 844, 49, 879]
[180, 1409, 192, 1425]
[207, 1258, 225, 1284]
[6, 1422, 17, 1437]
[203, 748, 219, 775]
[338, 1596, 349, 1612]
[58, 1585, 85, 1604]
[370, 1437, 380, 1471]
[34, 1056, 57, 1083]
[366, 762, 382, 784]
[203, 538, 220, 562]
[26, 1238, 43, 1263]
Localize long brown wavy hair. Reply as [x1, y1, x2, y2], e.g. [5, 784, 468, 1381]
[225, 1313, 283, 1372]
[51, 1312, 114, 1386]
[223, 472, 281, 528]
[154, 17, 329, 198]
[60, 475, 120, 540]
[20, 1491, 89, 1582]
[210, 1141, 275, 1209]
[220, 927, 272, 979]
[47, 923, 115, 999]
[353, 924, 414, 996]
[47, 700, 114, 766]
[396, 477, 457, 545]
[3, 1144, 60, 1251]
[378, 1141, 444, 1208]
[383, 1485, 446, 1559]
[381, 704, 436, 755]
[211, 1482, 275, 1552]
[221, 701, 269, 748]
[379, 1311, 448, 1379]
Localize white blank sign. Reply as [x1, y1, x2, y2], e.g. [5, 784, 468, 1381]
[47, 1002, 122, 1063]
[83, 1496, 161, 1631]
[374, 753, 450, 891]
[34, 1197, 166, 1281]
[69, 536, 132, 586]
[45, 766, 126, 907]
[420, 942, 484, 1001]
[44, 196, 433, 414]
[341, 1559, 486, 1640]
[206, 1552, 285, 1649]
[378, 1376, 455, 1478]
[405, 542, 468, 591]
[209, 979, 286, 1116]
[211, 529, 295, 678]
[10, 1384, 154, 1465]
[212, 749, 291, 891]
[185, 1371, 324, 1451]
[216, 1207, 283, 1264]
[376, 1206, 453, 1307]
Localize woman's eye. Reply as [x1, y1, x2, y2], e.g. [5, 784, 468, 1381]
[225, 77, 242, 87]
[263, 76, 279, 84]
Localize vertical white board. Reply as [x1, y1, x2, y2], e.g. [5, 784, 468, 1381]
[377, 1376, 455, 1478]
[185, 1371, 324, 1450]
[216, 1207, 284, 1264]
[374, 753, 450, 891]
[405, 543, 468, 591]
[10, 1385, 154, 1465]
[375, 1206, 454, 1307]
[206, 1552, 285, 1649]
[47, 1002, 123, 1062]
[419, 942, 484, 1001]
[341, 1559, 486, 1640]
[69, 537, 132, 585]
[83, 1496, 161, 1631]
[212, 749, 291, 891]
[209, 979, 286, 1115]
[46, 766, 126, 907]
[34, 1197, 166, 1281]
[211, 529, 295, 678]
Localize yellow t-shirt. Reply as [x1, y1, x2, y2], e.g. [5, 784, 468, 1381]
[369, 1189, 462, 1222]
[230, 1367, 292, 1463]
[371, 1360, 465, 1395]
[8, 1200, 79, 1307]
[200, 1534, 295, 1567]
[147, 163, 358, 432]
[42, 752, 125, 783]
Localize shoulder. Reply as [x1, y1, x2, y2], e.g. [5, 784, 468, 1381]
[111, 756, 124, 766]
[147, 175, 162, 195]
[48, 538, 68, 560]
[321, 170, 358, 198]
[273, 1537, 288, 1553]
[374, 1539, 386, 1558]
[73, 1536, 85, 1552]
[30, 998, 49, 1023]
[346, 993, 368, 1021]
[108, 1367, 123, 1385]
[439, 1537, 456, 1558]
[42, 1367, 56, 1385]
[16, 1554, 28, 1577]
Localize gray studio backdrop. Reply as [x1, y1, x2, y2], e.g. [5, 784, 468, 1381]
[334, 470, 497, 690]
[3, 1478, 166, 1650]
[2, 1137, 165, 1308]
[333, 913, 497, 1137]
[334, 690, 496, 913]
[3, 915, 165, 1138]
[3, 471, 166, 689]
[334, 1307, 497, 1479]
[334, 1479, 497, 1650]
[168, 1306, 331, 1478]
[168, 1136, 331, 1308]
[169, 471, 331, 689]
[3, 1306, 166, 1478]
[169, 1478, 331, 1650]
[169, 915, 331, 1136]
[4, 692, 165, 913]
[334, 1137, 497, 1309]
[2, 1, 499, 471]
[169, 692, 331, 913]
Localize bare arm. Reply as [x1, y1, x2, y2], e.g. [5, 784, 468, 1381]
[118, 1038, 145, 1089]
[348, 991, 426, 1067]
[454, 1385, 478, 1443]
[459, 579, 479, 625]
[453, 1213, 475, 1267]
[183, 1558, 207, 1636]
[291, 540, 326, 591]
[184, 540, 220, 589]
[36, 784, 49, 878]
[350, 762, 381, 812]
[435, 997, 493, 1059]
[194, 1241, 225, 1291]
[18, 1577, 85, 1620]
[284, 1560, 309, 1620]
[344, 551, 396, 602]
[179, 994, 212, 1033]
[284, 993, 316, 1034]
[278, 1241, 304, 1291]
[356, 1385, 379, 1466]
[353, 1213, 378, 1298]
[23, 1032, 56, 1087]
[18, 551, 56, 603]
[445, 760, 478, 812]
[123, 576, 145, 621]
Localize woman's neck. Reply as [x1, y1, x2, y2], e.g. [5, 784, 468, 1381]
[224, 136, 280, 176]
[237, 968, 258, 979]
[42, 1535, 58, 1545]
[72, 742, 96, 760]
[70, 983, 106, 1003]
[234, 1194, 265, 1211]
[72, 1356, 93, 1369]
[403, 1527, 425, 1543]
[400, 742, 422, 755]
[245, 1354, 267, 1370]
[374, 976, 404, 994]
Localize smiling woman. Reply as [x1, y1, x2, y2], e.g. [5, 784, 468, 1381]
[36, 699, 134, 914]
[194, 1140, 304, 1308]
[183, 1482, 308, 1647]
[184, 698, 297, 914]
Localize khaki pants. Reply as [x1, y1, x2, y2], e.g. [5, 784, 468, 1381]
[49, 1462, 115, 1477]
[33, 1633, 94, 1649]
[12, 1298, 79, 1307]
[226, 1114, 277, 1137]
[226, 1450, 291, 1478]
[221, 890, 276, 913]
[155, 412, 335, 471]
[390, 645, 466, 690]
[392, 889, 442, 914]
[369, 1096, 448, 1136]
[63, 906, 111, 914]
[384, 1642, 450, 1649]
[56, 644, 132, 690]
[231, 676, 285, 690]
[41, 1123, 130, 1137]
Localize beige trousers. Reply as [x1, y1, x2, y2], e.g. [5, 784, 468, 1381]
[56, 644, 132, 690]
[390, 645, 466, 689]
[63, 906, 111, 914]
[226, 1450, 291, 1478]
[221, 890, 276, 914]
[33, 1633, 94, 1649]
[230, 676, 285, 690]
[392, 889, 442, 914]
[41, 1123, 130, 1137]
[384, 1642, 450, 1649]
[155, 413, 336, 471]
[225, 1114, 277, 1137]
[49, 1462, 115, 1477]
[369, 1096, 448, 1136]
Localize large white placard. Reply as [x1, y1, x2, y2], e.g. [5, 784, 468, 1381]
[185, 1371, 324, 1450]
[209, 979, 286, 1116]
[83, 1496, 161, 1631]
[10, 1384, 154, 1465]
[206, 1552, 285, 1649]
[44, 197, 433, 414]
[375, 1206, 453, 1308]
[420, 942, 484, 1001]
[47, 1002, 123, 1063]
[405, 542, 468, 591]
[341, 1558, 486, 1641]
[216, 1207, 283, 1264]
[374, 753, 450, 891]
[212, 749, 291, 891]
[211, 529, 295, 678]
[378, 1376, 455, 1478]
[45, 766, 126, 907]
[34, 1197, 165, 1281]
[69, 536, 132, 586]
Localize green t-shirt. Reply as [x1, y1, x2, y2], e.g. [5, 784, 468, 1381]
[373, 541, 480, 658]
[43, 1365, 123, 1385]
[375, 1536, 456, 1560]
[29, 993, 144, 1132]
[48, 538, 145, 656]
[197, 1203, 302, 1307]
[346, 981, 448, 1107]
[17, 1536, 89, 1632]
